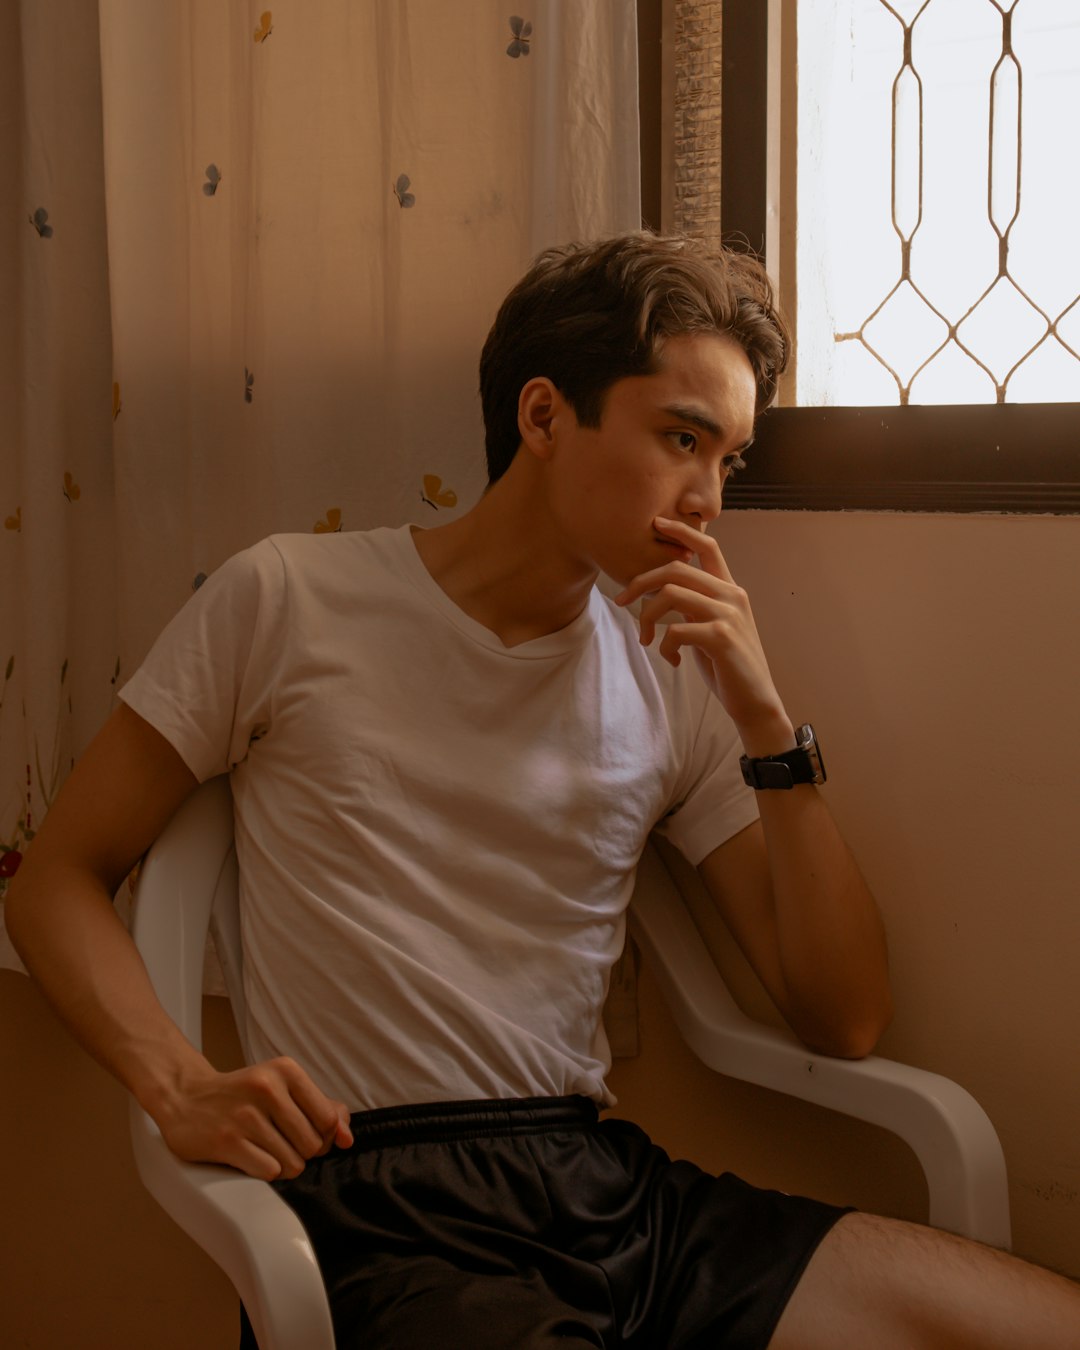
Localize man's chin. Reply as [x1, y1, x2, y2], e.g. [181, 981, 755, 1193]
[605, 567, 634, 588]
[594, 568, 635, 602]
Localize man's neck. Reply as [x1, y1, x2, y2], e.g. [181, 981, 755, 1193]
[410, 460, 596, 648]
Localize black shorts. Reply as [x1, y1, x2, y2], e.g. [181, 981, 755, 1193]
[251, 1095, 850, 1350]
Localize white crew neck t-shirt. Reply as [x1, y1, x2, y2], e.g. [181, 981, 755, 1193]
[121, 526, 758, 1110]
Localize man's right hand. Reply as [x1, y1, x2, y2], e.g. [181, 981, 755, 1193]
[152, 1056, 355, 1181]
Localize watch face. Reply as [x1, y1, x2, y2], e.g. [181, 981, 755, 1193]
[796, 724, 826, 784]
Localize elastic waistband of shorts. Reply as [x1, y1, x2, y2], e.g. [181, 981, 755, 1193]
[346, 1094, 600, 1148]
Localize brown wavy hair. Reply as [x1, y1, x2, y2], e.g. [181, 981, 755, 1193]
[479, 232, 789, 485]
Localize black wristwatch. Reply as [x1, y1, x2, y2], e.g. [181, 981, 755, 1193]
[740, 724, 826, 790]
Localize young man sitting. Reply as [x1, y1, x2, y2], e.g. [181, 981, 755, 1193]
[8, 232, 1080, 1348]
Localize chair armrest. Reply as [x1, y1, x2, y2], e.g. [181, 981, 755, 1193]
[629, 845, 1012, 1250]
[130, 1103, 335, 1350]
[130, 777, 335, 1348]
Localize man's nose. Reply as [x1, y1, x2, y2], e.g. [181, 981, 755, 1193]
[678, 468, 724, 524]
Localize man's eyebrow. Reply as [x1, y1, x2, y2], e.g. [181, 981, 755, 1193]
[661, 403, 723, 436]
[661, 403, 755, 449]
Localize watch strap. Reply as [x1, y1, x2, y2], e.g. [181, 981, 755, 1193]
[739, 724, 825, 791]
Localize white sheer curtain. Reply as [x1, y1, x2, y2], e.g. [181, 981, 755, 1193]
[1, 0, 641, 968]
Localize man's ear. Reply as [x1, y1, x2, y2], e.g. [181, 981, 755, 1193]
[517, 377, 570, 461]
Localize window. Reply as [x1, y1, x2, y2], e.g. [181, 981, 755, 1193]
[797, 0, 1080, 409]
[645, 0, 1080, 511]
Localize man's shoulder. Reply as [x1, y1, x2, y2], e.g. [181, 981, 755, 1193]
[193, 526, 410, 618]
[588, 588, 692, 721]
[224, 524, 407, 589]
[262, 523, 404, 566]
[592, 585, 722, 734]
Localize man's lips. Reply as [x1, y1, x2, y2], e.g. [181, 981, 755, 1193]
[654, 529, 694, 560]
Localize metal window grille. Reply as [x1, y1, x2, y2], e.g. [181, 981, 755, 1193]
[666, 0, 1080, 408]
[836, 0, 1080, 405]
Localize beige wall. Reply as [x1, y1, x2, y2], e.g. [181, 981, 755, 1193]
[3, 510, 1079, 1345]
[614, 510, 1080, 1280]
[1, 974, 244, 1349]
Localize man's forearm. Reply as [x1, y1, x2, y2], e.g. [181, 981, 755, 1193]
[6, 860, 213, 1115]
[756, 786, 892, 1058]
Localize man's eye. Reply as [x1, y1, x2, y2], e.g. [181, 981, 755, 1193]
[670, 431, 697, 453]
[723, 453, 748, 475]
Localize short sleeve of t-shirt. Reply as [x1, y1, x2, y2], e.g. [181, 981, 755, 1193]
[646, 645, 759, 866]
[119, 540, 286, 782]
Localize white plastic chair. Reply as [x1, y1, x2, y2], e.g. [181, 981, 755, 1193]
[130, 775, 336, 1350]
[630, 843, 1012, 1249]
[130, 776, 1011, 1350]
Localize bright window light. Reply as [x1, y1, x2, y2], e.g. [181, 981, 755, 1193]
[795, 0, 1080, 406]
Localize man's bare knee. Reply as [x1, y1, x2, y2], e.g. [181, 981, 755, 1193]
[770, 1211, 1080, 1350]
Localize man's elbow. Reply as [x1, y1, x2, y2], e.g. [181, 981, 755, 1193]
[4, 849, 96, 958]
[4, 867, 34, 951]
[799, 998, 895, 1061]
[824, 1020, 889, 1061]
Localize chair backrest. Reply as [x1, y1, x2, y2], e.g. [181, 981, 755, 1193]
[131, 774, 250, 1058]
[206, 826, 249, 1057]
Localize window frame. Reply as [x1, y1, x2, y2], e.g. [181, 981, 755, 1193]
[649, 0, 1080, 514]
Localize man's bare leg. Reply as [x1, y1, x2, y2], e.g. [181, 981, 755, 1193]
[771, 1211, 1080, 1349]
